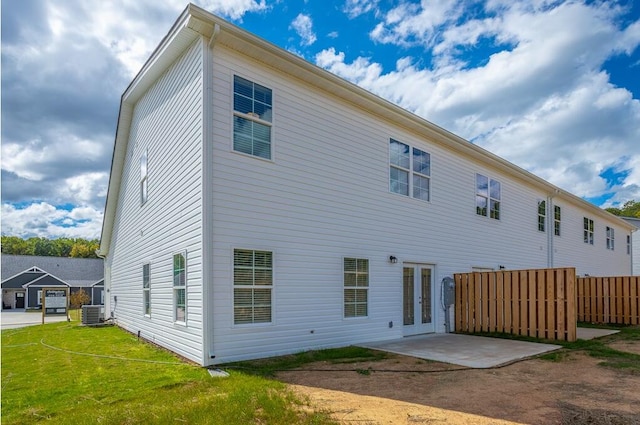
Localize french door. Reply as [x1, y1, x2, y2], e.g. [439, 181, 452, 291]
[403, 264, 435, 335]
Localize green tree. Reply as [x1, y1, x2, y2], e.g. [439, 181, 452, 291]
[70, 240, 100, 258]
[0, 236, 33, 255]
[1, 236, 100, 258]
[606, 200, 640, 218]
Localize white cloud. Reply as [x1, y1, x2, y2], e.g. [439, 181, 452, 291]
[370, 0, 464, 47]
[290, 13, 317, 46]
[1, 202, 104, 239]
[316, 1, 640, 201]
[343, 0, 379, 19]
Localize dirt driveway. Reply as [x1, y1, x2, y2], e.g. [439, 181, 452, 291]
[279, 345, 640, 424]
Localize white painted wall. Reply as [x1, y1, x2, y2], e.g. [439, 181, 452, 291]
[106, 32, 633, 367]
[107, 39, 205, 364]
[622, 217, 640, 275]
[205, 45, 632, 364]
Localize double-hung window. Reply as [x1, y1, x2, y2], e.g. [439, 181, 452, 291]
[143, 263, 151, 316]
[233, 76, 272, 160]
[583, 218, 594, 245]
[476, 174, 501, 219]
[233, 249, 273, 324]
[344, 258, 369, 318]
[140, 150, 148, 205]
[173, 253, 186, 323]
[606, 227, 615, 250]
[389, 139, 430, 201]
[537, 200, 546, 232]
[554, 206, 561, 236]
[627, 235, 631, 255]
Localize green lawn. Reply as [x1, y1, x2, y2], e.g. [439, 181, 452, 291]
[1, 322, 336, 425]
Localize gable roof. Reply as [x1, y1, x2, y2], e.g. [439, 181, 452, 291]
[1, 271, 46, 289]
[98, 3, 634, 256]
[1, 255, 103, 287]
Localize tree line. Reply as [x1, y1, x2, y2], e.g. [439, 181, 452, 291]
[605, 200, 640, 218]
[1, 236, 100, 259]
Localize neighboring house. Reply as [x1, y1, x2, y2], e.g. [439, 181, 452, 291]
[98, 4, 635, 366]
[621, 217, 640, 275]
[1, 255, 104, 310]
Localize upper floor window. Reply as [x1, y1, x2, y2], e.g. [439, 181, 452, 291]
[140, 150, 148, 205]
[233, 76, 272, 160]
[389, 139, 430, 201]
[554, 205, 561, 236]
[234, 249, 273, 324]
[606, 227, 614, 250]
[143, 263, 151, 316]
[537, 200, 546, 232]
[173, 253, 186, 323]
[476, 174, 500, 220]
[344, 258, 369, 318]
[583, 217, 594, 245]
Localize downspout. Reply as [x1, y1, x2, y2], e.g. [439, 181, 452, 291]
[202, 23, 220, 365]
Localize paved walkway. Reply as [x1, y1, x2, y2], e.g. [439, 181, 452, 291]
[1, 310, 70, 330]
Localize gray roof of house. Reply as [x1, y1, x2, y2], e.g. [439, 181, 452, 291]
[622, 217, 640, 229]
[1, 255, 103, 287]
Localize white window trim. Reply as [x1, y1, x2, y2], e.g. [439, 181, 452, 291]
[173, 252, 187, 325]
[143, 263, 151, 317]
[232, 248, 274, 326]
[231, 75, 275, 162]
[584, 217, 594, 245]
[389, 139, 431, 202]
[554, 205, 561, 237]
[343, 257, 369, 319]
[476, 174, 501, 220]
[140, 149, 148, 206]
[606, 226, 615, 251]
[537, 200, 546, 232]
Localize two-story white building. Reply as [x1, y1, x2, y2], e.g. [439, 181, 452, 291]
[99, 4, 634, 366]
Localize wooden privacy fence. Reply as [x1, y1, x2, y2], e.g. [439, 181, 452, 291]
[577, 276, 640, 325]
[454, 268, 577, 342]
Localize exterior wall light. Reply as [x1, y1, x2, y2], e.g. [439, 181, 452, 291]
[389, 256, 398, 264]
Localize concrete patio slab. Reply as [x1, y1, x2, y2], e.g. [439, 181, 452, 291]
[577, 327, 619, 340]
[359, 333, 561, 369]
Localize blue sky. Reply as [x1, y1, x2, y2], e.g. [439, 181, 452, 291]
[2, 0, 640, 239]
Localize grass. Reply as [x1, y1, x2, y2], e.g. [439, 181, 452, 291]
[471, 324, 640, 372]
[223, 345, 388, 377]
[1, 322, 337, 425]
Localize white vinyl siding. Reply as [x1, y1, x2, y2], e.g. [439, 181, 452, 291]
[233, 76, 272, 159]
[343, 258, 369, 318]
[106, 39, 204, 364]
[143, 263, 150, 316]
[233, 249, 273, 324]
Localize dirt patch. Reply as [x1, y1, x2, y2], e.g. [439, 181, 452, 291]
[281, 350, 640, 424]
[608, 341, 640, 356]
